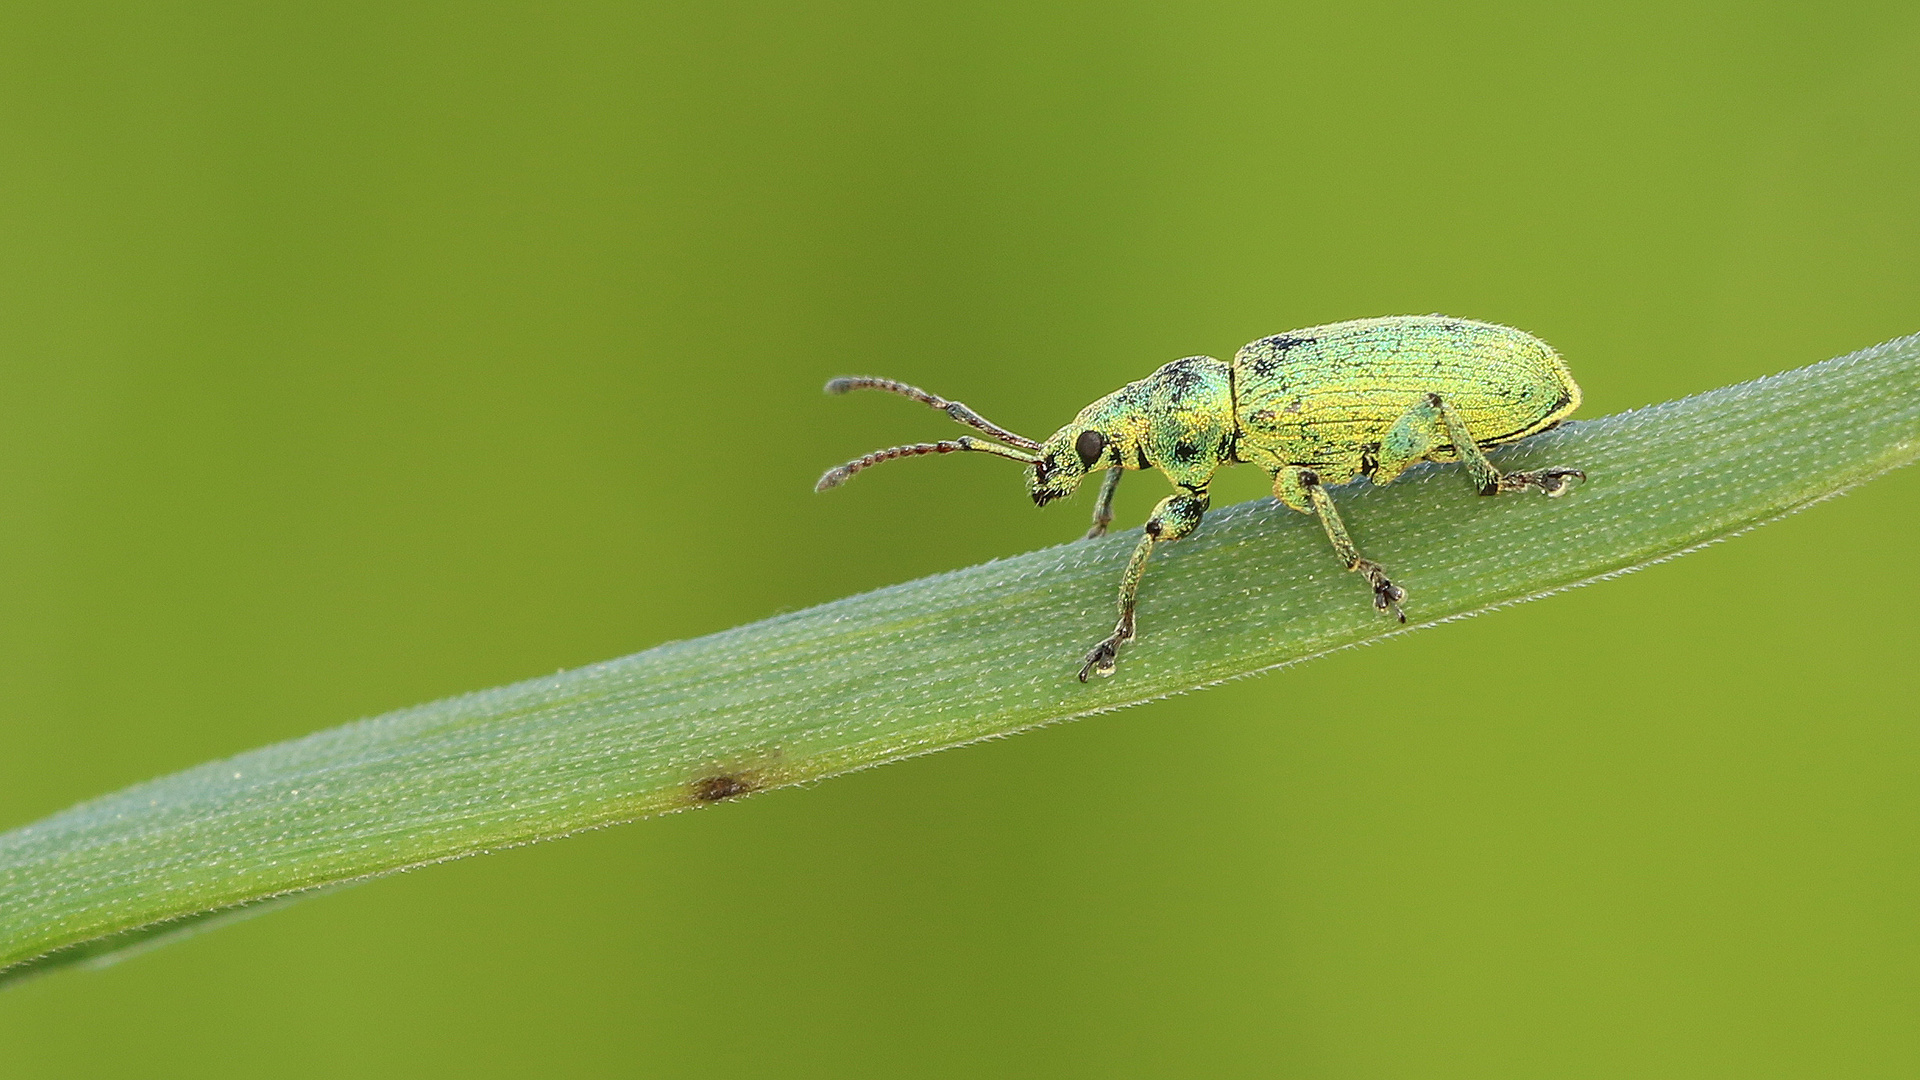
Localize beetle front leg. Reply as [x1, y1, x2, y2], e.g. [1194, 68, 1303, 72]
[1377, 393, 1585, 496]
[1085, 466, 1124, 539]
[1273, 466, 1405, 622]
[1078, 487, 1207, 680]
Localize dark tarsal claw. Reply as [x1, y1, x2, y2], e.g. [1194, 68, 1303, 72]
[1077, 642, 1117, 682]
[1538, 467, 1585, 497]
[1077, 619, 1135, 682]
[1501, 466, 1586, 497]
[1379, 585, 1407, 623]
[1354, 559, 1406, 623]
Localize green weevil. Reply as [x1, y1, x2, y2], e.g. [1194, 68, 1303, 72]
[817, 314, 1585, 681]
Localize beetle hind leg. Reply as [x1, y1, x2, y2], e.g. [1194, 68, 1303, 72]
[1379, 392, 1585, 496]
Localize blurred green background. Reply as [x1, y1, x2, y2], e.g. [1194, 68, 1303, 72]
[3, 1, 1918, 1075]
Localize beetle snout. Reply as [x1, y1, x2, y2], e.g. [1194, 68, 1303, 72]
[1028, 453, 1081, 506]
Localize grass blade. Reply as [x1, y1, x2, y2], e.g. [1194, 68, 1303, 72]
[4, 332, 1919, 983]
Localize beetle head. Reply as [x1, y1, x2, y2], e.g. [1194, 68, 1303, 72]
[1029, 424, 1111, 506]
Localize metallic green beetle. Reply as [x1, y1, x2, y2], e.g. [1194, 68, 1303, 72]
[817, 314, 1585, 681]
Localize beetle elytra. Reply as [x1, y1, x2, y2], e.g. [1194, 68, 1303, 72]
[817, 314, 1585, 681]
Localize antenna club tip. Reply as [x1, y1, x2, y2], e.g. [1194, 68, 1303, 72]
[815, 467, 851, 491]
[824, 378, 858, 395]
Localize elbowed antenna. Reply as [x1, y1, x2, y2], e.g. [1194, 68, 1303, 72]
[824, 377, 1042, 450]
[816, 375, 1045, 492]
[815, 437, 1039, 492]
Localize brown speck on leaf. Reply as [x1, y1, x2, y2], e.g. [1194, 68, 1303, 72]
[691, 772, 760, 803]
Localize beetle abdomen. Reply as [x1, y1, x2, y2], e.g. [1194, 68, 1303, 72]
[1232, 315, 1580, 468]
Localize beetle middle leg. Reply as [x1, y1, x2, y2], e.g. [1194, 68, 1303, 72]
[1376, 393, 1585, 495]
[1078, 487, 1207, 681]
[1273, 466, 1406, 622]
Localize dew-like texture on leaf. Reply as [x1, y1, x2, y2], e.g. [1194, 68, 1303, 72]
[3, 332, 1918, 982]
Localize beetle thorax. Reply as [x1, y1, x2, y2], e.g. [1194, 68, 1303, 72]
[1028, 356, 1236, 504]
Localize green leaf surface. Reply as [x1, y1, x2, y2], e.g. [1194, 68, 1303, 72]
[5, 332, 1919, 984]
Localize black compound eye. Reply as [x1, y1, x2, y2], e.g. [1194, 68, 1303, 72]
[1074, 429, 1107, 468]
